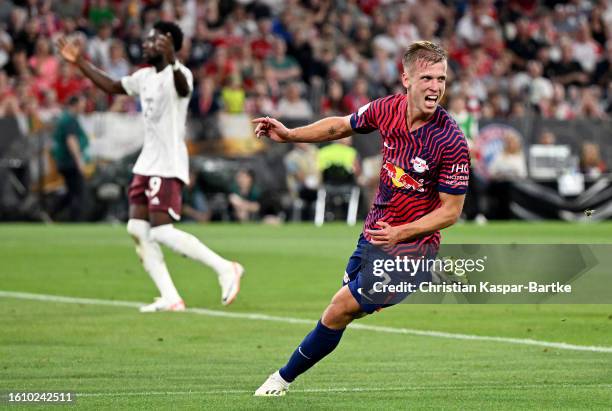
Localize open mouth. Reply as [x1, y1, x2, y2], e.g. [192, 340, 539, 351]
[424, 95, 438, 108]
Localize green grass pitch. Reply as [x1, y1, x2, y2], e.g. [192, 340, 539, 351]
[1, 222, 611, 409]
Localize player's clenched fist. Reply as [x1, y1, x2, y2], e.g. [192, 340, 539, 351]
[252, 117, 291, 142]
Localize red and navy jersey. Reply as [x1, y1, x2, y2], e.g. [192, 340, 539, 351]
[350, 94, 469, 251]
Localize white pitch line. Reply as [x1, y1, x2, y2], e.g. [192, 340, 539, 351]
[75, 383, 612, 398]
[1, 290, 612, 354]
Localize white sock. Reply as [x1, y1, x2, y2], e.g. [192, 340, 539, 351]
[150, 224, 230, 274]
[127, 219, 181, 303]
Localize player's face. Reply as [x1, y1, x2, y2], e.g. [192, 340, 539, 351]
[142, 29, 162, 64]
[402, 60, 447, 116]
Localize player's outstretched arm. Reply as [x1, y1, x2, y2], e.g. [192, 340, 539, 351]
[253, 115, 353, 143]
[57, 36, 126, 95]
[366, 193, 465, 246]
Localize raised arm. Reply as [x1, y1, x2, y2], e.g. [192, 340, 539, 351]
[57, 36, 126, 95]
[253, 115, 353, 143]
[156, 33, 190, 98]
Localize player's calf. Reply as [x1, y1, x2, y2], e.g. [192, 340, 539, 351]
[255, 286, 365, 396]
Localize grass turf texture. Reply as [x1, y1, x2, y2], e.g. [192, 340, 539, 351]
[1, 222, 611, 410]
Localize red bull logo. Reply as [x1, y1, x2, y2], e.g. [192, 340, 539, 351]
[383, 162, 424, 191]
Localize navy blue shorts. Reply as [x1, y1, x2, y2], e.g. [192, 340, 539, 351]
[343, 234, 432, 314]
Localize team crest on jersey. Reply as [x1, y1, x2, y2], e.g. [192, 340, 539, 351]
[410, 157, 429, 173]
[383, 162, 424, 192]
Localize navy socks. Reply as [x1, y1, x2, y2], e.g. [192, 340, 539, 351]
[279, 320, 345, 382]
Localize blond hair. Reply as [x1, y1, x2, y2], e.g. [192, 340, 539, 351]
[402, 41, 447, 71]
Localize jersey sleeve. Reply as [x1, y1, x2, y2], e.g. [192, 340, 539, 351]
[437, 132, 470, 195]
[120, 68, 145, 97]
[349, 99, 380, 134]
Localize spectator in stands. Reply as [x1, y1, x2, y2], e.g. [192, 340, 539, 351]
[51, 0, 82, 20]
[37, 0, 61, 37]
[410, 0, 453, 40]
[104, 40, 129, 80]
[539, 82, 575, 120]
[487, 132, 527, 220]
[352, 19, 373, 59]
[229, 168, 261, 222]
[188, 21, 214, 68]
[368, 47, 397, 93]
[572, 20, 601, 74]
[513, 60, 553, 107]
[332, 44, 361, 84]
[38, 88, 61, 122]
[235, 43, 260, 90]
[276, 81, 313, 119]
[320, 79, 345, 116]
[0, 0, 15, 24]
[190, 76, 222, 117]
[580, 142, 607, 180]
[13, 17, 39, 57]
[589, 2, 609, 47]
[549, 40, 589, 88]
[537, 130, 557, 145]
[251, 17, 275, 60]
[284, 142, 320, 220]
[287, 26, 317, 84]
[342, 77, 369, 115]
[265, 37, 301, 85]
[123, 22, 144, 65]
[507, 18, 542, 72]
[170, 0, 196, 39]
[87, 22, 113, 68]
[0, 23, 12, 69]
[28, 37, 59, 91]
[489, 133, 527, 180]
[54, 62, 88, 104]
[245, 82, 276, 116]
[51, 95, 89, 221]
[456, 2, 495, 47]
[592, 39, 612, 89]
[202, 46, 234, 86]
[0, 69, 20, 116]
[221, 74, 246, 114]
[88, 0, 114, 29]
[577, 87, 609, 119]
[448, 93, 478, 142]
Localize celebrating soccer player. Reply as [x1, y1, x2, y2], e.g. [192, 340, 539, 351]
[57, 22, 243, 312]
[253, 41, 469, 396]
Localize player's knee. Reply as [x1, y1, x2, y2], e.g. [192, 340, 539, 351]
[149, 224, 174, 245]
[127, 219, 150, 242]
[322, 296, 362, 329]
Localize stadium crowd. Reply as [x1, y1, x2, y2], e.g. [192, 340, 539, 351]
[1, 0, 611, 123]
[0, 0, 611, 222]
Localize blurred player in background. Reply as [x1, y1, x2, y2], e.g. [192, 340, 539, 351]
[253, 41, 469, 396]
[57, 22, 243, 312]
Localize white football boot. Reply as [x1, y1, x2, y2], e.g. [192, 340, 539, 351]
[254, 371, 291, 397]
[139, 297, 185, 313]
[218, 262, 244, 306]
